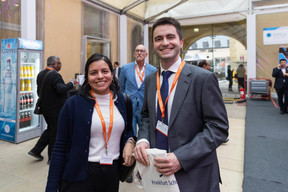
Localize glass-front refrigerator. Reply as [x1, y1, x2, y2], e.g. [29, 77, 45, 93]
[0, 38, 43, 143]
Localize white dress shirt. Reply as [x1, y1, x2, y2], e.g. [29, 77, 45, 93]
[157, 57, 181, 124]
[135, 62, 146, 88]
[137, 57, 182, 146]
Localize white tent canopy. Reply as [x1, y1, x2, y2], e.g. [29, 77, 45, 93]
[85, 0, 288, 24]
[83, 0, 288, 82]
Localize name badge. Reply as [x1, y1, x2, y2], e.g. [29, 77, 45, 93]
[100, 154, 113, 165]
[156, 120, 168, 137]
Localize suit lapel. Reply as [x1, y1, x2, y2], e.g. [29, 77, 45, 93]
[169, 64, 192, 127]
[130, 61, 138, 88]
[139, 62, 148, 89]
[149, 73, 157, 127]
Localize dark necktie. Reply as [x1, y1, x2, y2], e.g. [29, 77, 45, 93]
[156, 71, 172, 151]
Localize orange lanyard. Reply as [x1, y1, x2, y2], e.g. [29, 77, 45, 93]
[156, 60, 185, 119]
[90, 90, 113, 153]
[46, 67, 55, 71]
[135, 65, 145, 82]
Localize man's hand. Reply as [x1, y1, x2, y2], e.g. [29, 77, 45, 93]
[154, 152, 182, 176]
[133, 142, 150, 166]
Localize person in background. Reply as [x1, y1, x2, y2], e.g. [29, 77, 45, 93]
[28, 56, 76, 164]
[119, 44, 157, 137]
[272, 58, 288, 114]
[133, 17, 229, 192]
[119, 44, 156, 183]
[113, 61, 121, 79]
[45, 53, 135, 192]
[236, 64, 245, 92]
[198, 59, 211, 71]
[227, 65, 233, 91]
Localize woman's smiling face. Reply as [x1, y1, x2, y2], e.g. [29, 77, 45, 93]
[88, 60, 113, 95]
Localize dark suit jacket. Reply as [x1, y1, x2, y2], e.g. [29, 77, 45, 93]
[37, 69, 74, 116]
[138, 63, 229, 192]
[272, 67, 288, 89]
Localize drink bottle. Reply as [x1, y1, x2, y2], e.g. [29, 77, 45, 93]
[23, 64, 27, 77]
[23, 112, 28, 127]
[19, 93, 23, 110]
[20, 80, 25, 91]
[26, 65, 31, 77]
[19, 112, 24, 128]
[27, 111, 31, 127]
[30, 65, 34, 77]
[25, 93, 29, 109]
[30, 93, 34, 108]
[27, 79, 32, 91]
[24, 80, 29, 91]
[20, 66, 23, 78]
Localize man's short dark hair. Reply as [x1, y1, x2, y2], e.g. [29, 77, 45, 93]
[114, 61, 119, 66]
[280, 58, 287, 63]
[198, 60, 208, 68]
[151, 17, 183, 41]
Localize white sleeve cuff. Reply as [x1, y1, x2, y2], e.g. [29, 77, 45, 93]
[136, 138, 150, 146]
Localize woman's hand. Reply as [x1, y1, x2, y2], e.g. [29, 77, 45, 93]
[122, 142, 135, 166]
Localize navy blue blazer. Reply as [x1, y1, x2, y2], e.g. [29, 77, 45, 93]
[272, 67, 288, 89]
[45, 92, 133, 192]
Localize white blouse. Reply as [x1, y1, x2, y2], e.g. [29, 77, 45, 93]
[88, 93, 125, 162]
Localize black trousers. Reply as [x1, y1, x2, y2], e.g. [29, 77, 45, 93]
[228, 78, 233, 89]
[237, 77, 244, 90]
[31, 115, 58, 160]
[60, 161, 120, 192]
[276, 87, 288, 112]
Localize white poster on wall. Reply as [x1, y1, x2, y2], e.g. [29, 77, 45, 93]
[263, 27, 288, 45]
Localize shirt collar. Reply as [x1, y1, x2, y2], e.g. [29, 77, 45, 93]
[135, 61, 146, 69]
[160, 57, 181, 73]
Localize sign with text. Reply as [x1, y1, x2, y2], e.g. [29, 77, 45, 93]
[263, 27, 288, 45]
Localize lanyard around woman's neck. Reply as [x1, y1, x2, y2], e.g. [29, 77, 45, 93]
[90, 90, 113, 154]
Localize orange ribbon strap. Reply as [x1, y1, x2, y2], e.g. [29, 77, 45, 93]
[156, 60, 185, 119]
[90, 90, 113, 153]
[135, 65, 145, 83]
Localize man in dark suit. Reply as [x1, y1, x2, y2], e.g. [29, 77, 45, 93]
[272, 58, 288, 114]
[113, 61, 121, 79]
[28, 56, 76, 163]
[134, 17, 229, 192]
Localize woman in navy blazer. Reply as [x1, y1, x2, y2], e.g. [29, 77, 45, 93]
[46, 54, 135, 192]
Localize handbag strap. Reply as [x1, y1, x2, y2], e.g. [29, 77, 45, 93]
[38, 70, 53, 100]
[122, 93, 133, 133]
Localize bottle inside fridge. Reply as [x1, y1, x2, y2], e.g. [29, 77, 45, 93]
[19, 51, 40, 131]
